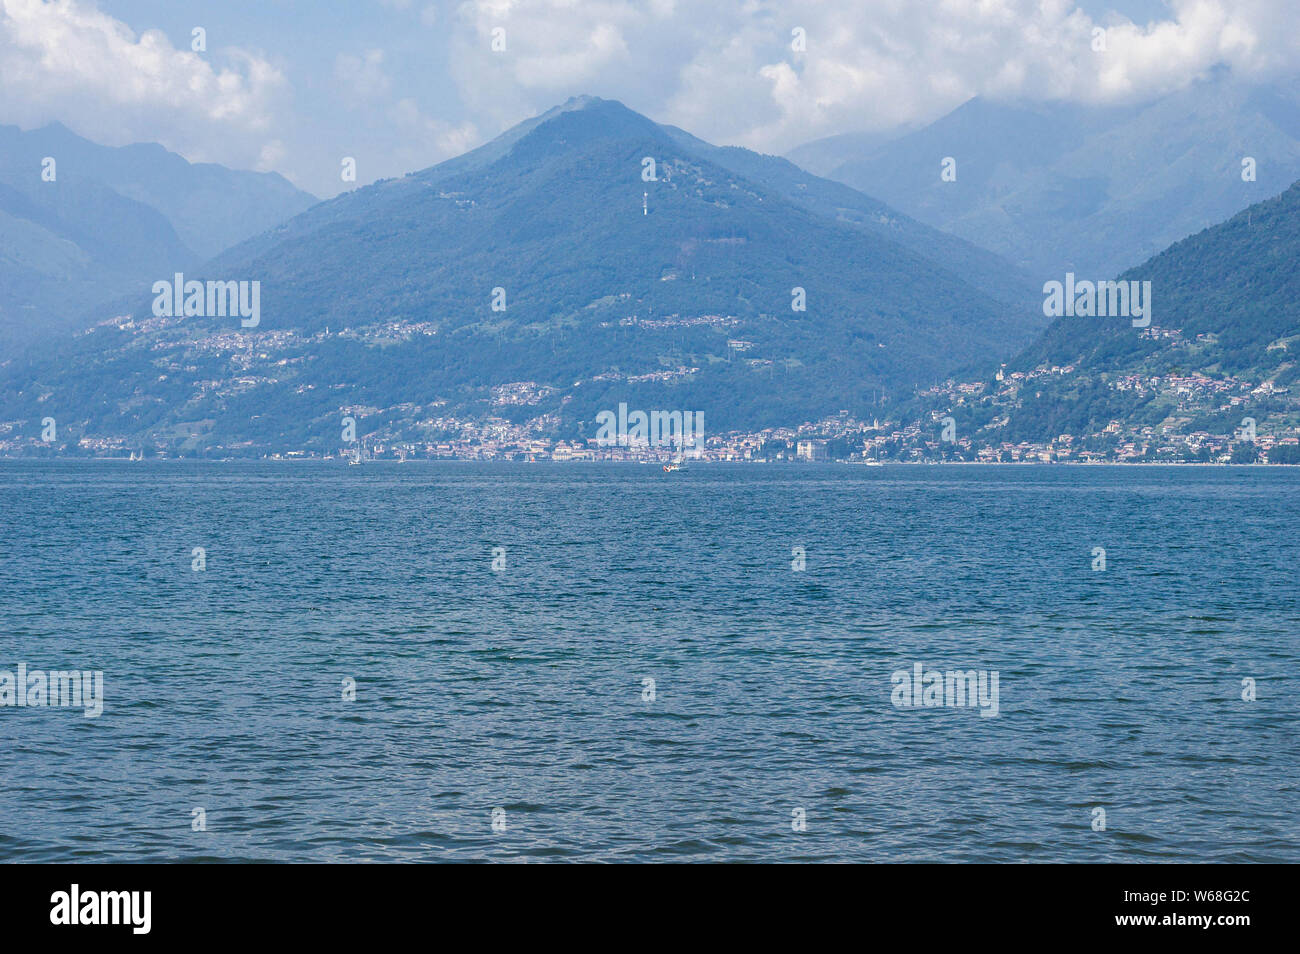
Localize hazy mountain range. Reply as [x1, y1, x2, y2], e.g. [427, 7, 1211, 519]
[796, 75, 1300, 281]
[0, 96, 1046, 451]
[0, 122, 316, 347]
[0, 88, 1295, 457]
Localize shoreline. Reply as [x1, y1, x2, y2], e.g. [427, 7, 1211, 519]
[0, 457, 1291, 467]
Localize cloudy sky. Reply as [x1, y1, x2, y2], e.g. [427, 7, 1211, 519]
[1, 0, 1297, 196]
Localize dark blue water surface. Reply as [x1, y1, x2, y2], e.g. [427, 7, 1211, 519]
[1, 461, 1296, 862]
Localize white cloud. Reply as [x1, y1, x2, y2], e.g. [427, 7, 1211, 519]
[389, 97, 480, 165]
[335, 48, 392, 103]
[256, 138, 287, 171]
[0, 0, 288, 167]
[446, 0, 1300, 154]
[328, 48, 482, 180]
[448, 0, 686, 133]
[4, 0, 1298, 193]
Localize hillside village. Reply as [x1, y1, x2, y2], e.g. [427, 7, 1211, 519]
[3, 283, 1297, 465]
[3, 314, 1295, 462]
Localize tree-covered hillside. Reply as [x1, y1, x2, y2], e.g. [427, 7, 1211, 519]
[0, 97, 1040, 452]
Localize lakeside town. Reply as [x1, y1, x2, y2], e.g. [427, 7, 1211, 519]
[5, 400, 1297, 464]
[3, 313, 1297, 464]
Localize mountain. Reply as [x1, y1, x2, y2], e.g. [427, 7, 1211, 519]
[785, 128, 910, 177]
[0, 123, 316, 346]
[656, 124, 1037, 312]
[0, 172, 193, 348]
[1018, 182, 1300, 378]
[0, 96, 1043, 455]
[911, 180, 1300, 462]
[801, 76, 1300, 281]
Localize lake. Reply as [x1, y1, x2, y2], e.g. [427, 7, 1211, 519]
[1, 461, 1296, 861]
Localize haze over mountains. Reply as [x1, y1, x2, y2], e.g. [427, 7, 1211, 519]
[0, 96, 1046, 453]
[0, 123, 316, 347]
[2, 86, 1295, 460]
[798, 76, 1300, 282]
[654, 122, 1035, 313]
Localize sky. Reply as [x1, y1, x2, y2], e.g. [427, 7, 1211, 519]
[1, 0, 1297, 197]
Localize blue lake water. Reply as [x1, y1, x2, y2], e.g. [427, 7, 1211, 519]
[1, 461, 1297, 862]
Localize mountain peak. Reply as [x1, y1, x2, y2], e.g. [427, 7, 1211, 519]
[36, 119, 74, 135]
[521, 95, 662, 142]
[412, 95, 663, 183]
[558, 94, 607, 110]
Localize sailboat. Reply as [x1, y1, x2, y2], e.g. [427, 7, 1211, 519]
[348, 443, 363, 466]
[663, 440, 692, 473]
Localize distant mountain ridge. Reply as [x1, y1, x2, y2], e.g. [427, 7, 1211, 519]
[656, 123, 1037, 313]
[0, 122, 316, 346]
[798, 76, 1300, 281]
[785, 127, 912, 177]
